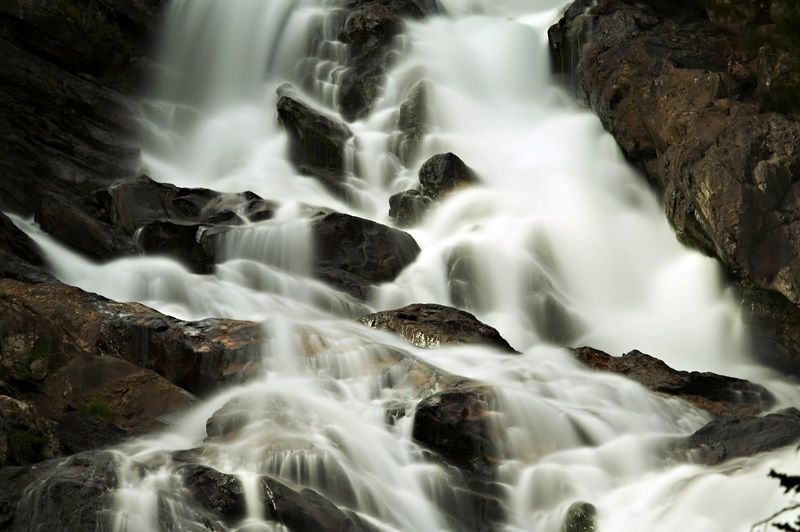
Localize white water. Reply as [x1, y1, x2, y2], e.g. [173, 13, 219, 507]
[10, 0, 800, 530]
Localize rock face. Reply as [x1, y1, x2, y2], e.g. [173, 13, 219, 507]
[549, 0, 800, 372]
[572, 347, 774, 417]
[412, 386, 499, 476]
[277, 95, 354, 197]
[395, 80, 429, 166]
[687, 407, 800, 464]
[337, 0, 438, 121]
[359, 303, 517, 352]
[0, 213, 50, 283]
[311, 212, 421, 299]
[388, 189, 433, 227]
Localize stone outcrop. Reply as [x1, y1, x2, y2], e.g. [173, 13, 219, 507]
[311, 212, 421, 299]
[571, 347, 774, 417]
[359, 303, 518, 352]
[687, 407, 800, 464]
[549, 0, 800, 372]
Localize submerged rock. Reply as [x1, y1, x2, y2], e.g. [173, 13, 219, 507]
[687, 407, 800, 464]
[571, 347, 774, 417]
[312, 212, 421, 299]
[359, 303, 517, 352]
[563, 501, 597, 532]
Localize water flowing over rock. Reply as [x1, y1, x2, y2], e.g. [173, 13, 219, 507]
[395, 79, 429, 166]
[549, 0, 800, 372]
[311, 212, 421, 299]
[388, 189, 433, 227]
[687, 408, 800, 464]
[359, 303, 517, 352]
[572, 347, 774, 417]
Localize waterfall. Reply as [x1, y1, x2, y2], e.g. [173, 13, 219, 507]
[12, 0, 800, 530]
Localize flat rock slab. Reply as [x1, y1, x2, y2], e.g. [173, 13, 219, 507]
[359, 303, 517, 353]
[571, 347, 774, 417]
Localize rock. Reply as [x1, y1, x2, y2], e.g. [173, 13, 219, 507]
[277, 95, 353, 197]
[389, 189, 433, 227]
[0, 451, 119, 531]
[548, 0, 800, 372]
[311, 212, 421, 299]
[563, 501, 597, 532]
[0, 395, 59, 467]
[181, 464, 372, 532]
[337, 0, 438, 120]
[687, 407, 800, 464]
[396, 80, 429, 166]
[359, 303, 517, 352]
[0, 212, 51, 283]
[412, 386, 499, 476]
[571, 347, 774, 417]
[419, 153, 480, 201]
[0, 278, 263, 396]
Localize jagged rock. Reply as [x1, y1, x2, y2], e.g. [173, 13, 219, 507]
[396, 80, 429, 166]
[277, 95, 353, 197]
[563, 501, 597, 532]
[548, 1, 800, 372]
[687, 407, 800, 464]
[181, 465, 372, 532]
[419, 153, 480, 201]
[0, 278, 263, 396]
[571, 347, 774, 417]
[388, 189, 432, 227]
[359, 303, 517, 352]
[311, 212, 421, 299]
[337, 0, 438, 120]
[0, 451, 119, 531]
[412, 386, 499, 476]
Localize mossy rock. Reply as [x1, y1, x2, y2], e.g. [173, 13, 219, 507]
[6, 428, 50, 466]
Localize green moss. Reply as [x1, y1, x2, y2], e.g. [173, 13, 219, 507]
[85, 399, 114, 420]
[7, 429, 49, 466]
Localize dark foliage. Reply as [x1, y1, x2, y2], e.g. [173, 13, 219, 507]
[753, 469, 800, 531]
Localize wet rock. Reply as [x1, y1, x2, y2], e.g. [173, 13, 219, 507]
[412, 386, 499, 476]
[687, 407, 800, 464]
[388, 189, 433, 227]
[181, 464, 372, 532]
[0, 212, 51, 283]
[0, 278, 263, 396]
[359, 303, 518, 352]
[0, 395, 59, 467]
[396, 80, 429, 166]
[563, 501, 597, 532]
[419, 153, 480, 201]
[548, 0, 800, 372]
[0, 451, 119, 531]
[277, 95, 353, 196]
[571, 347, 774, 417]
[337, 0, 436, 121]
[312, 212, 421, 299]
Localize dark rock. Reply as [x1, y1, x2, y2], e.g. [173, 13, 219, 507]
[0, 212, 51, 283]
[396, 80, 429, 166]
[277, 95, 353, 196]
[687, 407, 800, 464]
[563, 501, 597, 532]
[0, 395, 59, 467]
[54, 411, 126, 456]
[359, 303, 517, 352]
[548, 0, 800, 372]
[0, 451, 118, 531]
[312, 212, 421, 299]
[337, 0, 438, 120]
[182, 465, 247, 525]
[419, 153, 479, 201]
[412, 386, 499, 476]
[389, 189, 433, 227]
[571, 347, 774, 417]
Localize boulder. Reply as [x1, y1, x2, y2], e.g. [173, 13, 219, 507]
[563, 501, 597, 532]
[687, 407, 800, 464]
[419, 153, 480, 201]
[0, 212, 51, 283]
[412, 386, 499, 476]
[396, 80, 429, 166]
[337, 0, 438, 120]
[359, 303, 517, 352]
[571, 347, 774, 417]
[277, 95, 353, 197]
[311, 212, 421, 299]
[388, 189, 432, 227]
[548, 0, 800, 372]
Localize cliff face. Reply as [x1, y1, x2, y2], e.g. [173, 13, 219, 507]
[549, 0, 800, 372]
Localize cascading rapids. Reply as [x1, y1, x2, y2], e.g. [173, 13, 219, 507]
[10, 0, 800, 530]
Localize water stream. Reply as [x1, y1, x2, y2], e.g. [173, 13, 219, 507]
[11, 0, 800, 530]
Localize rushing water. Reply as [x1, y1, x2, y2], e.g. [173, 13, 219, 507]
[10, 0, 800, 530]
